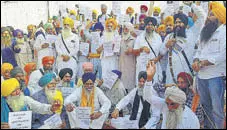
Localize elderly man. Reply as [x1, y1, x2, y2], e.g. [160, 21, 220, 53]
[24, 62, 37, 86]
[1, 78, 61, 129]
[1, 27, 18, 67]
[192, 2, 226, 129]
[144, 61, 200, 129]
[98, 4, 109, 27]
[111, 71, 160, 129]
[1, 63, 14, 82]
[28, 56, 56, 95]
[64, 72, 111, 129]
[55, 17, 79, 82]
[32, 73, 69, 129]
[10, 67, 30, 96]
[133, 17, 163, 85]
[119, 22, 136, 92]
[13, 29, 33, 69]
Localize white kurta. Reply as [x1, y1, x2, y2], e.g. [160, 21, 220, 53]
[134, 31, 163, 84]
[144, 82, 200, 129]
[55, 33, 79, 81]
[64, 86, 111, 129]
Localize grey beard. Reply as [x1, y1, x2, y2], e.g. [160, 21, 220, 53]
[122, 33, 130, 41]
[138, 87, 144, 96]
[145, 31, 154, 40]
[7, 93, 25, 112]
[166, 106, 183, 129]
[62, 81, 70, 87]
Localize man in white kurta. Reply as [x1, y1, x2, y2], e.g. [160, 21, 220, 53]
[64, 72, 111, 129]
[55, 17, 79, 82]
[133, 17, 163, 85]
[160, 3, 206, 84]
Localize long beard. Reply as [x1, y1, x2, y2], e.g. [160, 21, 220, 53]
[200, 19, 219, 43]
[43, 67, 53, 73]
[45, 87, 57, 104]
[166, 106, 184, 129]
[174, 26, 186, 38]
[122, 33, 130, 41]
[145, 31, 154, 40]
[104, 31, 114, 42]
[62, 81, 70, 87]
[16, 38, 25, 44]
[7, 93, 25, 112]
[1, 37, 11, 47]
[138, 87, 144, 96]
[62, 28, 72, 39]
[166, 28, 173, 34]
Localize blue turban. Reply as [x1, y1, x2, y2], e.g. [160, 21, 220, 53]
[59, 68, 73, 80]
[82, 72, 96, 84]
[187, 17, 194, 28]
[174, 13, 188, 26]
[112, 70, 122, 79]
[144, 17, 157, 26]
[138, 71, 147, 81]
[93, 22, 104, 32]
[13, 29, 24, 37]
[38, 73, 56, 87]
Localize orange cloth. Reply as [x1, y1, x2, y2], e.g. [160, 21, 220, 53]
[105, 18, 118, 30]
[191, 94, 200, 113]
[126, 7, 134, 14]
[80, 87, 95, 114]
[82, 62, 94, 71]
[209, 2, 226, 24]
[42, 56, 55, 65]
[157, 24, 166, 33]
[164, 16, 174, 26]
[24, 62, 36, 85]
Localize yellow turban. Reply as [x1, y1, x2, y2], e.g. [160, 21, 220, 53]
[164, 16, 174, 26]
[126, 7, 134, 14]
[1, 78, 20, 97]
[157, 24, 166, 33]
[92, 9, 98, 15]
[154, 7, 161, 14]
[209, 2, 226, 24]
[53, 90, 63, 114]
[105, 18, 118, 30]
[69, 10, 77, 16]
[1, 63, 13, 74]
[63, 17, 74, 29]
[27, 24, 35, 30]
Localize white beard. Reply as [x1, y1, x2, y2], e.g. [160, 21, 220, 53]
[45, 87, 57, 104]
[7, 93, 25, 112]
[104, 31, 114, 42]
[122, 33, 130, 41]
[138, 87, 144, 97]
[145, 31, 154, 41]
[166, 106, 184, 129]
[62, 81, 70, 87]
[62, 28, 72, 39]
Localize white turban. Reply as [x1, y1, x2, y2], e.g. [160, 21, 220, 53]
[101, 4, 107, 9]
[123, 22, 134, 32]
[165, 86, 186, 105]
[182, 5, 191, 15]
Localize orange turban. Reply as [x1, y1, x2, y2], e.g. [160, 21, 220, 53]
[24, 62, 36, 74]
[126, 7, 134, 14]
[42, 56, 55, 65]
[209, 2, 226, 24]
[157, 24, 166, 33]
[105, 18, 118, 30]
[164, 16, 174, 26]
[27, 24, 35, 30]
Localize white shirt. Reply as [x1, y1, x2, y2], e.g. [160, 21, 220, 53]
[144, 81, 200, 129]
[194, 24, 226, 79]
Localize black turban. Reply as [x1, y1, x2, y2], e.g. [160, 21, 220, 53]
[174, 13, 188, 26]
[144, 17, 157, 26]
[138, 71, 147, 81]
[59, 68, 73, 80]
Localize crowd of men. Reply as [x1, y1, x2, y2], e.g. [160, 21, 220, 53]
[1, 1, 226, 129]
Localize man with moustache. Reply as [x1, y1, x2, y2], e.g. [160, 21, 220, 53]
[1, 63, 14, 82]
[192, 2, 226, 129]
[28, 56, 56, 95]
[58, 68, 74, 88]
[55, 17, 79, 83]
[164, 16, 174, 35]
[13, 29, 33, 69]
[1, 78, 61, 129]
[98, 4, 109, 28]
[159, 2, 206, 85]
[144, 61, 200, 129]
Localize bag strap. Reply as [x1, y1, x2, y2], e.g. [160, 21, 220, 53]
[39, 68, 45, 76]
[181, 50, 195, 76]
[145, 37, 157, 57]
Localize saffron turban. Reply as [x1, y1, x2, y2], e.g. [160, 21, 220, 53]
[82, 72, 96, 84]
[144, 17, 157, 26]
[82, 62, 94, 72]
[44, 23, 53, 30]
[164, 16, 174, 26]
[69, 10, 77, 16]
[126, 7, 134, 14]
[112, 70, 122, 79]
[177, 72, 193, 86]
[123, 22, 134, 32]
[105, 18, 118, 30]
[13, 29, 23, 37]
[38, 73, 56, 87]
[93, 22, 104, 32]
[1, 63, 13, 74]
[154, 7, 161, 14]
[139, 14, 147, 21]
[10, 67, 24, 78]
[140, 5, 148, 12]
[209, 2, 226, 24]
[92, 9, 98, 15]
[157, 24, 166, 33]
[174, 13, 188, 26]
[42, 56, 55, 65]
[63, 17, 74, 29]
[165, 86, 186, 105]
[59, 68, 73, 80]
[24, 62, 36, 74]
[1, 78, 20, 97]
[138, 71, 147, 81]
[27, 24, 35, 30]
